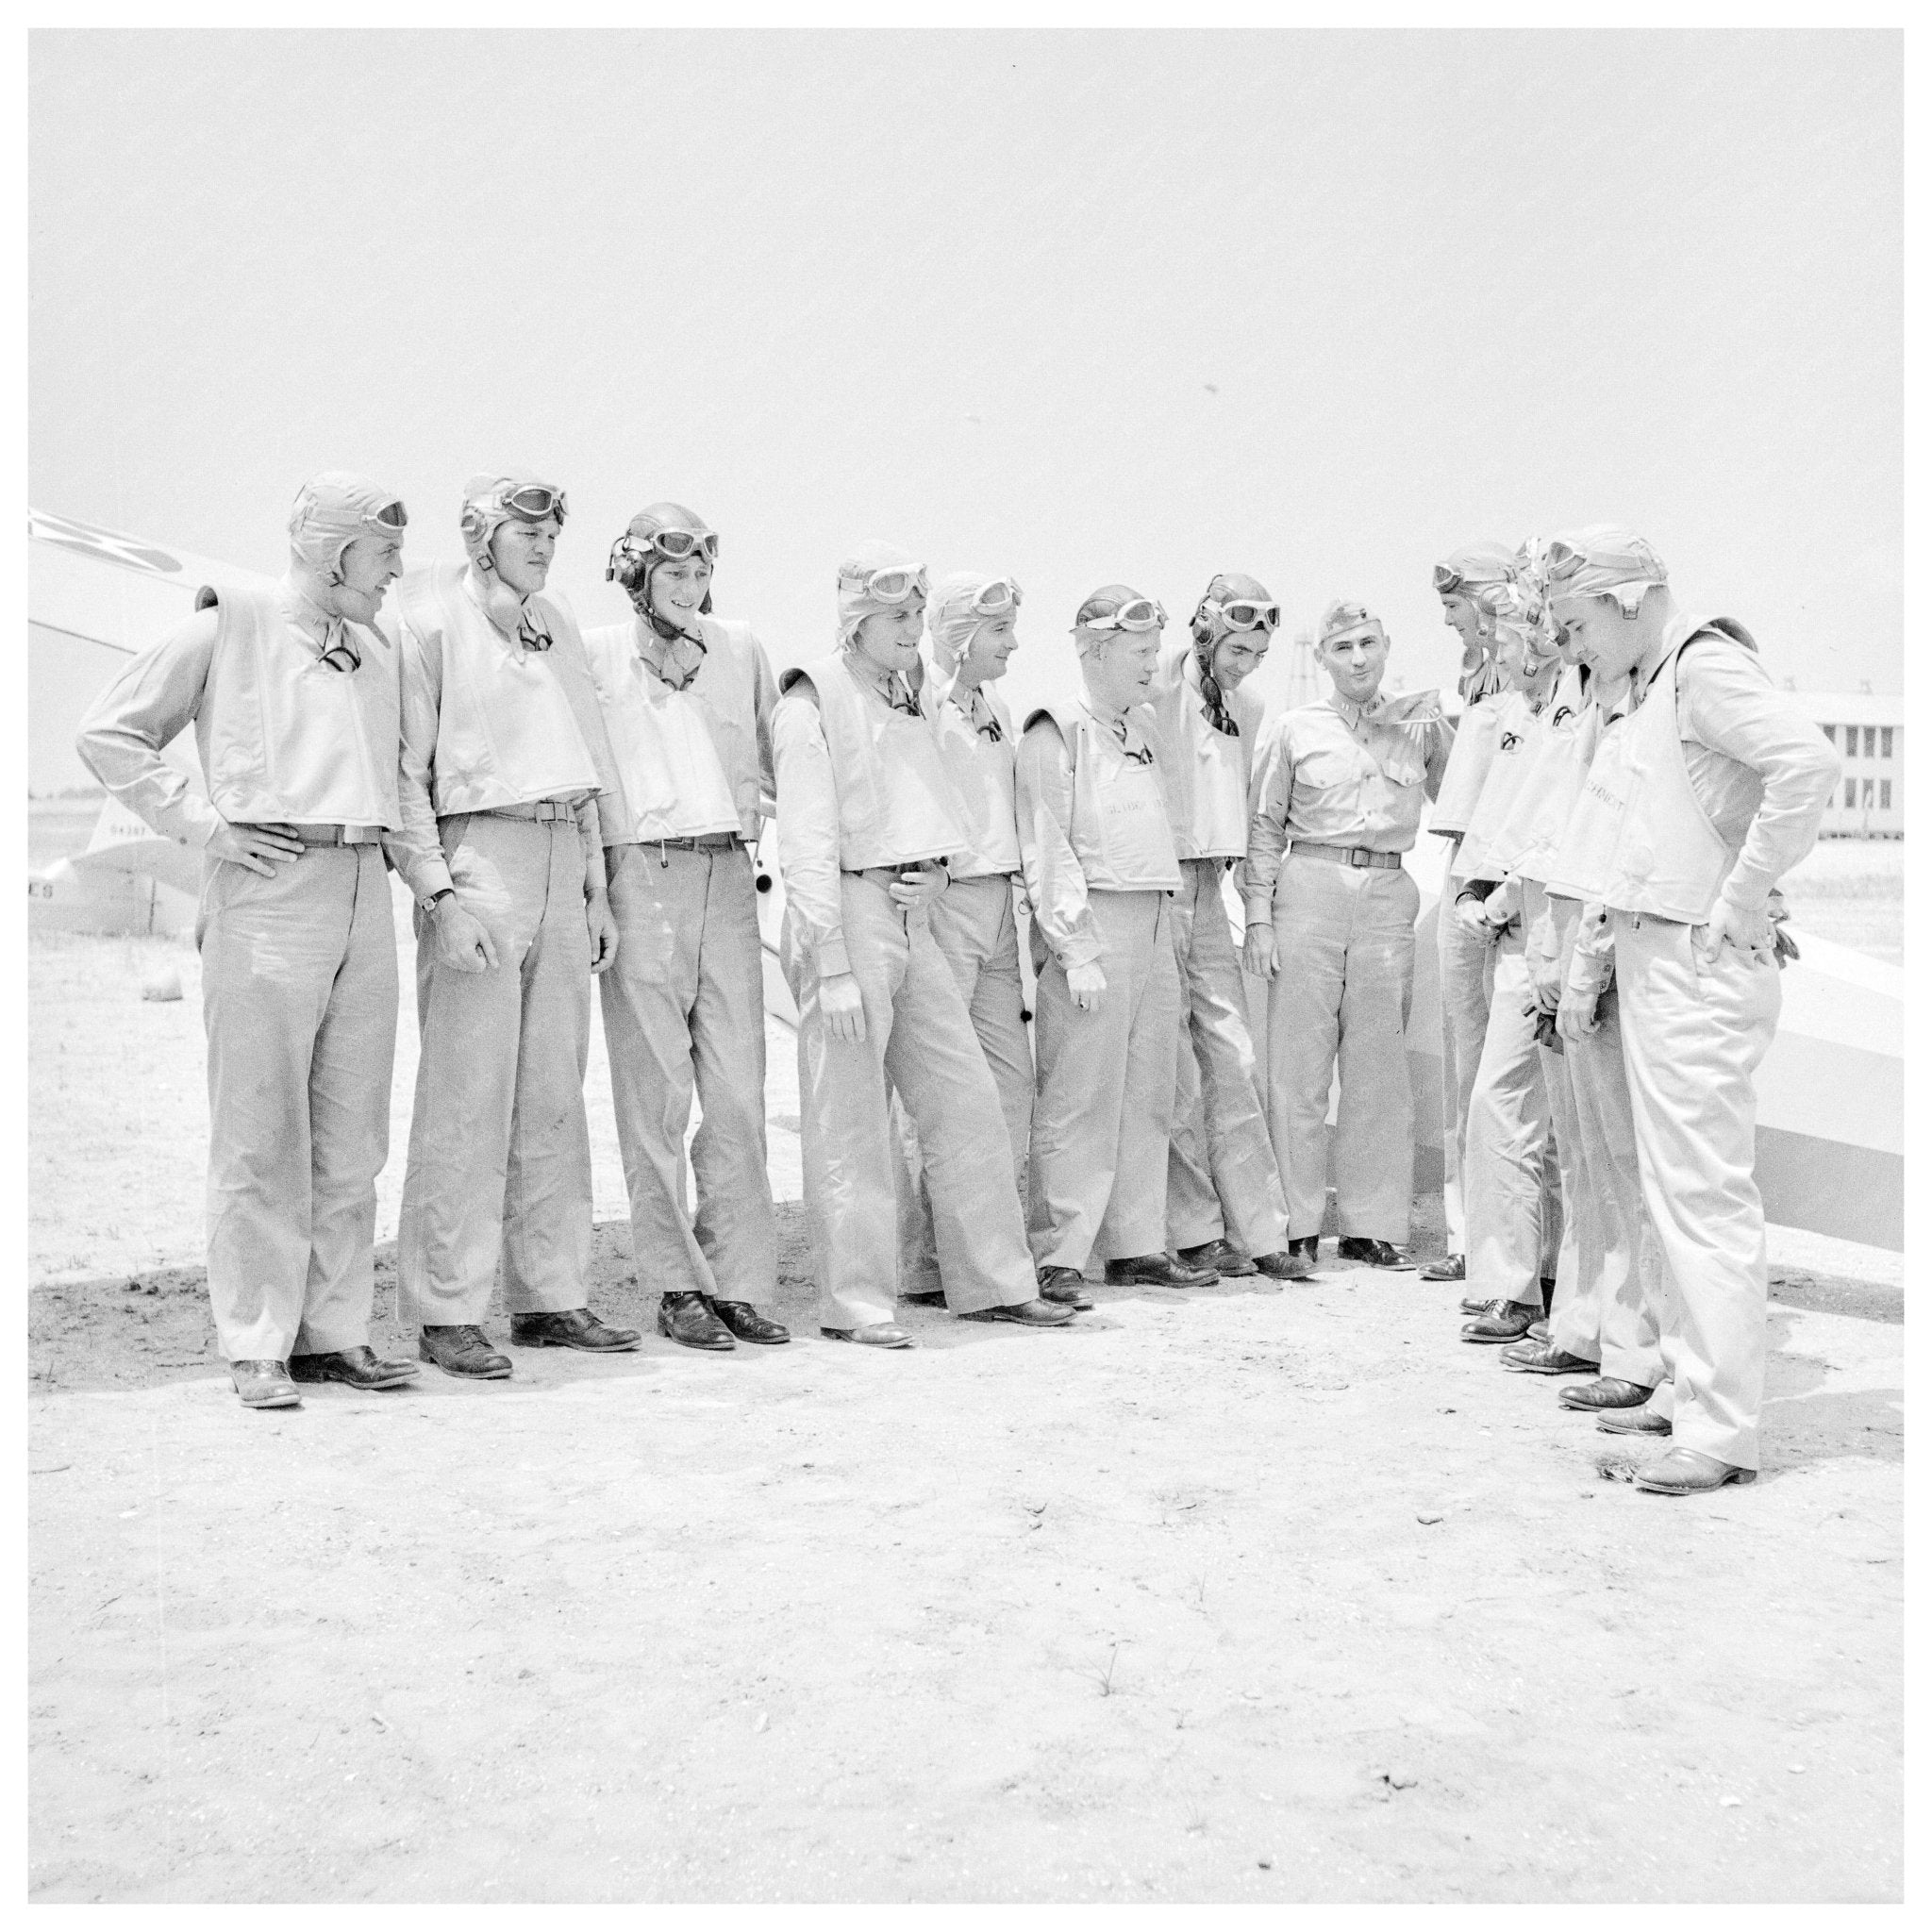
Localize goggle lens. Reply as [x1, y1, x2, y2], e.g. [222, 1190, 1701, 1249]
[373, 500, 408, 531]
[1108, 599, 1165, 631]
[1544, 542, 1586, 580]
[1433, 562, 1463, 593]
[503, 486, 567, 521]
[971, 577, 1021, 614]
[651, 528, 720, 561]
[844, 565, 927, 604]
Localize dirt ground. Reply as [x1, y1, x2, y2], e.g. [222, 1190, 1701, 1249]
[26, 927, 1904, 1903]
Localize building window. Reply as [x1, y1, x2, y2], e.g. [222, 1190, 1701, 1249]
[1844, 730, 1857, 758]
[1864, 726, 1877, 758]
[1882, 727, 1894, 759]
[1862, 779, 1875, 808]
[1881, 780, 1892, 810]
[1845, 779, 1857, 809]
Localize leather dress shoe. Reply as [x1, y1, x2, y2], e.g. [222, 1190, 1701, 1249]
[1420, 1253, 1465, 1282]
[959, 1298, 1074, 1326]
[231, 1359, 301, 1408]
[289, 1346, 420, 1391]
[821, 1322, 914, 1348]
[657, 1291, 734, 1352]
[1104, 1253, 1218, 1289]
[706, 1297, 791, 1344]
[901, 1288, 948, 1307]
[420, 1325, 513, 1379]
[1252, 1249, 1314, 1281]
[1178, 1239, 1256, 1277]
[1558, 1375, 1655, 1411]
[1633, 1447, 1757, 1494]
[1596, 1405, 1672, 1436]
[511, 1307, 641, 1352]
[1337, 1238, 1415, 1271]
[1460, 1298, 1539, 1342]
[1287, 1235, 1319, 1269]
[1527, 1318, 1551, 1344]
[1037, 1266, 1093, 1310]
[1498, 1340, 1598, 1375]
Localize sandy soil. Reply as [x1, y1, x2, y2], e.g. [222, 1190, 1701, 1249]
[26, 928, 1904, 1903]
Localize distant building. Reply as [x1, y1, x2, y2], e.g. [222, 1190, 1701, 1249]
[1786, 690, 1903, 838]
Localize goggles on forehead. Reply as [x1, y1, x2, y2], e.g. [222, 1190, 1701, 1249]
[1080, 597, 1167, 634]
[1432, 561, 1507, 596]
[491, 484, 568, 524]
[841, 563, 928, 605]
[607, 526, 721, 578]
[1212, 597, 1280, 633]
[366, 499, 408, 533]
[965, 576, 1021, 616]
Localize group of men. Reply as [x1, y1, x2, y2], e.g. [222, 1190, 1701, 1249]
[77, 475, 1838, 1497]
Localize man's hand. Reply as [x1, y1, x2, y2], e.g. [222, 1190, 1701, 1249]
[433, 896, 499, 974]
[207, 819, 304, 877]
[1067, 960, 1108, 1011]
[1455, 893, 1494, 937]
[1693, 898, 1774, 969]
[819, 970, 866, 1042]
[1556, 982, 1601, 1043]
[1242, 921, 1280, 980]
[586, 890, 619, 974]
[888, 867, 948, 916]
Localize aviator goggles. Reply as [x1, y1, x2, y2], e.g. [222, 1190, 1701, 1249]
[607, 525, 721, 578]
[1079, 597, 1167, 634]
[840, 563, 929, 605]
[490, 484, 569, 524]
[1208, 596, 1280, 633]
[365, 499, 408, 533]
[963, 576, 1022, 616]
[1432, 560, 1508, 596]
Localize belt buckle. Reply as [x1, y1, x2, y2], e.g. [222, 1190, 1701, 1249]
[1348, 847, 1371, 868]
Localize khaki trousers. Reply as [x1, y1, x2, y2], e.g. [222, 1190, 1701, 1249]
[783, 878, 1035, 1330]
[1463, 936, 1556, 1307]
[1613, 911, 1781, 1468]
[1167, 858, 1290, 1255]
[600, 842, 775, 1303]
[1029, 890, 1181, 1271]
[1551, 991, 1665, 1390]
[1264, 855, 1419, 1242]
[199, 844, 397, 1362]
[1437, 843, 1496, 1252]
[399, 813, 593, 1326]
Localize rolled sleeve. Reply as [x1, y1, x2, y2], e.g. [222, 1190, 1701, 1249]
[773, 682, 852, 978]
[1015, 720, 1101, 970]
[75, 610, 225, 848]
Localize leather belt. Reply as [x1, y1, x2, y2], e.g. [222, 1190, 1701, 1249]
[1291, 841, 1402, 871]
[245, 823, 382, 847]
[474, 798, 581, 824]
[844, 858, 950, 891]
[647, 831, 744, 852]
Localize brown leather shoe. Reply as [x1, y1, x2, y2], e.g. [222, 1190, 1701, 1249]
[1596, 1405, 1672, 1436]
[1178, 1239, 1256, 1277]
[656, 1291, 734, 1352]
[511, 1307, 642, 1352]
[1460, 1298, 1538, 1342]
[958, 1298, 1074, 1326]
[1252, 1249, 1314, 1281]
[1337, 1237, 1415, 1271]
[1633, 1448, 1757, 1494]
[419, 1325, 513, 1379]
[821, 1322, 914, 1348]
[1558, 1375, 1655, 1411]
[231, 1359, 301, 1408]
[1037, 1266, 1094, 1310]
[1105, 1253, 1217, 1288]
[705, 1297, 791, 1344]
[1498, 1341, 1598, 1375]
[289, 1346, 420, 1391]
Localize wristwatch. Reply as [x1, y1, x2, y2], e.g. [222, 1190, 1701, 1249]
[422, 888, 456, 915]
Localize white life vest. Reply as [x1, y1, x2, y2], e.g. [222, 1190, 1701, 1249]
[924, 661, 1022, 878]
[1454, 685, 1552, 880]
[395, 566, 618, 817]
[1144, 639, 1256, 860]
[1024, 701, 1182, 892]
[1430, 691, 1503, 841]
[778, 652, 968, 871]
[582, 615, 763, 842]
[1486, 667, 1603, 887]
[195, 583, 401, 829]
[1543, 614, 1758, 922]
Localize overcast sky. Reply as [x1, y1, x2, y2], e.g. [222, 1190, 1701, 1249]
[29, 28, 1901, 789]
